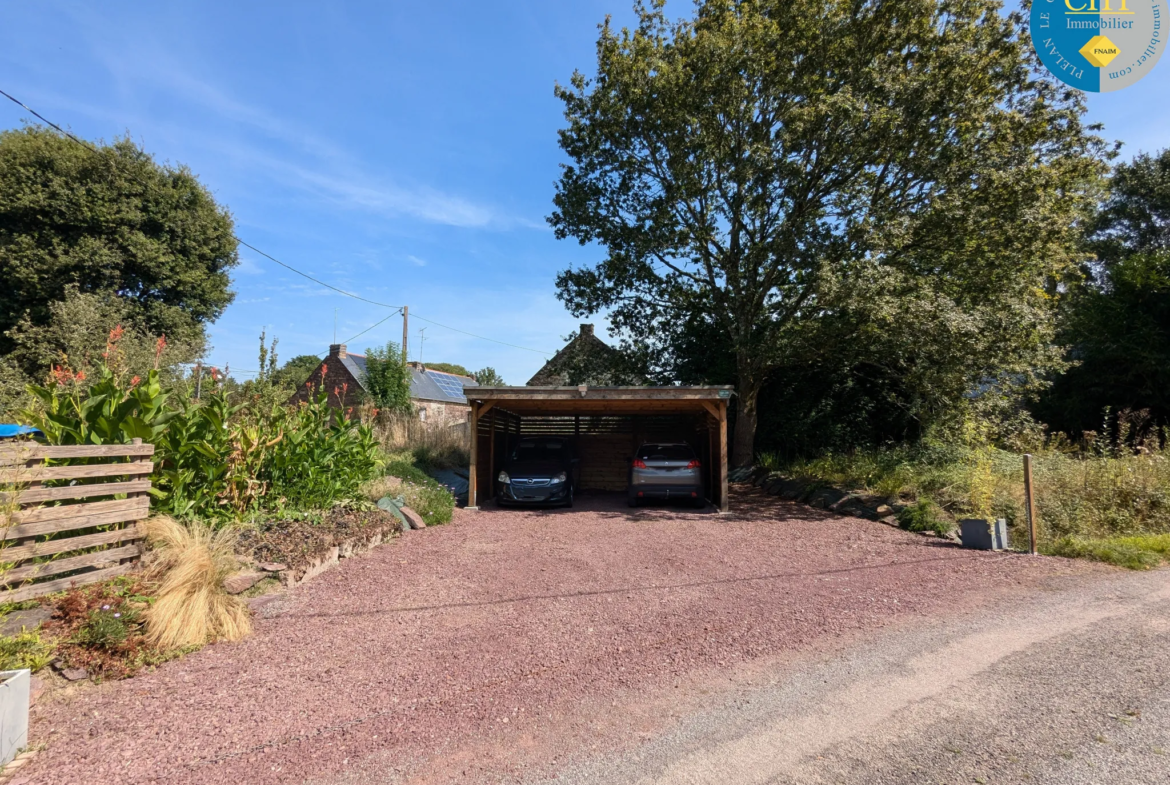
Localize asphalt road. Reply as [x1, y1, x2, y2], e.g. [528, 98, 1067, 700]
[527, 567, 1170, 785]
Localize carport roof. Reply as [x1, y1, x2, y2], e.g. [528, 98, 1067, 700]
[466, 385, 734, 416]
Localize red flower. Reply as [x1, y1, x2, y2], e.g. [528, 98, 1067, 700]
[130, 375, 141, 388]
[74, 370, 87, 381]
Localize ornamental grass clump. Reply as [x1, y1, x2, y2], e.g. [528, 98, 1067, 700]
[143, 516, 251, 649]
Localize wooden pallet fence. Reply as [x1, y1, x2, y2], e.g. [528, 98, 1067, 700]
[0, 439, 154, 602]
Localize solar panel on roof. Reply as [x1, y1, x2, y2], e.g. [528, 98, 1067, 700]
[429, 371, 466, 400]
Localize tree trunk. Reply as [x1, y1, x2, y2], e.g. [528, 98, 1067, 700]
[732, 380, 759, 468]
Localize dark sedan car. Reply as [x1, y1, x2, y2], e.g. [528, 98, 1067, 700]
[497, 437, 577, 507]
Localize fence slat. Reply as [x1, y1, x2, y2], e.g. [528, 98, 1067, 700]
[0, 563, 137, 604]
[4, 500, 151, 541]
[0, 544, 141, 586]
[3, 479, 152, 505]
[0, 523, 142, 563]
[0, 462, 154, 483]
[0, 443, 154, 466]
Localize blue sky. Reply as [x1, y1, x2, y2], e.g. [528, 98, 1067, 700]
[1, 1, 1167, 384]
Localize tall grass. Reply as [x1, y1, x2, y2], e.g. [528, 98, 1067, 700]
[143, 516, 251, 649]
[374, 413, 470, 471]
[761, 443, 1170, 563]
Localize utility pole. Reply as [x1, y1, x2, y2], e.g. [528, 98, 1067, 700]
[419, 327, 427, 366]
[401, 305, 409, 363]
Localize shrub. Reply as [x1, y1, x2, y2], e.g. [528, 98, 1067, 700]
[143, 516, 251, 649]
[898, 498, 953, 536]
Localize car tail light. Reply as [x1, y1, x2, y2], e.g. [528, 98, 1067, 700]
[686, 459, 701, 469]
[632, 459, 647, 468]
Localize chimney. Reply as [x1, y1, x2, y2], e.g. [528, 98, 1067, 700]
[580, 324, 595, 337]
[329, 343, 347, 359]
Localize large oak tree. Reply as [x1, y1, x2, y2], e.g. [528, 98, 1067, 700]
[550, 0, 1108, 465]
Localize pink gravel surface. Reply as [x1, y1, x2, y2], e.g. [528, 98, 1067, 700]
[24, 487, 1092, 785]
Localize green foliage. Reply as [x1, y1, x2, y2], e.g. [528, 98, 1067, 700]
[0, 286, 202, 420]
[74, 605, 138, 650]
[23, 336, 383, 522]
[897, 498, 952, 536]
[21, 326, 175, 446]
[551, 0, 1109, 465]
[473, 367, 505, 386]
[425, 362, 472, 377]
[272, 354, 323, 391]
[384, 457, 456, 525]
[1041, 535, 1170, 570]
[0, 126, 237, 359]
[362, 341, 412, 414]
[0, 629, 55, 672]
[769, 439, 1170, 553]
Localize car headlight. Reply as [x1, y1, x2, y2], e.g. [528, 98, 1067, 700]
[552, 471, 567, 483]
[498, 471, 510, 483]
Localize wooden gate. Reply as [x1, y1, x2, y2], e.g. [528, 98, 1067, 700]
[0, 439, 153, 602]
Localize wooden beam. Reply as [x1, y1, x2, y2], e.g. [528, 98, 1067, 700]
[0, 462, 154, 483]
[719, 401, 729, 512]
[700, 401, 720, 420]
[0, 523, 142, 563]
[0, 442, 154, 466]
[477, 400, 497, 418]
[4, 479, 152, 505]
[5, 498, 150, 540]
[0, 562, 137, 604]
[468, 401, 479, 508]
[488, 408, 497, 500]
[0, 544, 140, 586]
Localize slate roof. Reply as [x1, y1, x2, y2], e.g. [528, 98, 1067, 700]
[344, 353, 477, 404]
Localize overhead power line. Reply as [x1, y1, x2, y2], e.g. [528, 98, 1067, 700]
[0, 88, 554, 358]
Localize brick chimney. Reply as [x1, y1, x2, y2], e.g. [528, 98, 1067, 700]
[580, 324, 594, 337]
[329, 343, 347, 359]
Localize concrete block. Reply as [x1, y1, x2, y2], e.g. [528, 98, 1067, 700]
[0, 670, 30, 766]
[960, 518, 1008, 550]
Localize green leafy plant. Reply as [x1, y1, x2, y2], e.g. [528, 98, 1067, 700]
[362, 341, 412, 414]
[0, 629, 55, 672]
[897, 498, 953, 536]
[74, 604, 139, 650]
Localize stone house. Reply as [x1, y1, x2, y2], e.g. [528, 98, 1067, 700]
[292, 343, 477, 421]
[526, 324, 642, 386]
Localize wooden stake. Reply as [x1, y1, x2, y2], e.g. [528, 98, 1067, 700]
[467, 401, 479, 509]
[1023, 453, 1038, 555]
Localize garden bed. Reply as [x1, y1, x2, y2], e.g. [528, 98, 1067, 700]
[234, 505, 402, 580]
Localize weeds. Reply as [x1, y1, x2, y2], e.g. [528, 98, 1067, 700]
[1042, 535, 1170, 570]
[0, 630, 54, 672]
[897, 498, 953, 536]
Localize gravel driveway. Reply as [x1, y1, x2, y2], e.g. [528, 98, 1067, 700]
[23, 488, 1091, 784]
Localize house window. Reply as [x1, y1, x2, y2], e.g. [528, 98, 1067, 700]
[419, 407, 427, 422]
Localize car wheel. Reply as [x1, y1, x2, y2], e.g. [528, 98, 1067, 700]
[564, 486, 574, 508]
[627, 492, 639, 508]
[692, 496, 707, 509]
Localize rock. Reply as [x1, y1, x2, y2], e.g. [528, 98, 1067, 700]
[256, 562, 288, 572]
[60, 667, 88, 681]
[223, 571, 265, 594]
[808, 487, 848, 509]
[773, 479, 807, 500]
[0, 606, 53, 637]
[879, 515, 900, 527]
[400, 506, 427, 530]
[245, 592, 289, 618]
[874, 504, 894, 517]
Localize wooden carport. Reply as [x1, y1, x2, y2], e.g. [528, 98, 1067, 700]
[465, 386, 734, 512]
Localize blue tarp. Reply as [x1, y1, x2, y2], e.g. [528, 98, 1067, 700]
[0, 425, 39, 439]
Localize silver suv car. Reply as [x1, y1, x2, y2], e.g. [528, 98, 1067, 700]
[627, 443, 705, 508]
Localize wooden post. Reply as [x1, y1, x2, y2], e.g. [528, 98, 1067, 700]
[1024, 453, 1038, 555]
[488, 408, 497, 500]
[718, 401, 729, 513]
[468, 402, 479, 509]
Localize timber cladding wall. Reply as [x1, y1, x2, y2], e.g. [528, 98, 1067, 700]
[0, 440, 153, 602]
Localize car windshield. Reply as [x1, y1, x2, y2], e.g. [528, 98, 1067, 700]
[512, 439, 566, 462]
[637, 444, 695, 461]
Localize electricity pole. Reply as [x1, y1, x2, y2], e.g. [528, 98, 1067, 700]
[401, 305, 409, 363]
